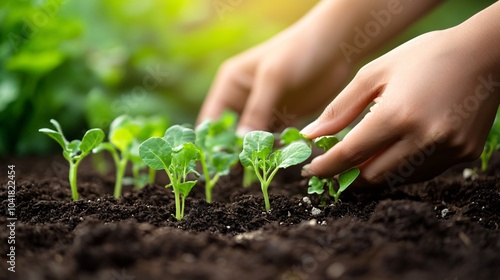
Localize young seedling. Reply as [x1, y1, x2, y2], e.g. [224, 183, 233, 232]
[306, 135, 360, 204]
[195, 111, 240, 202]
[93, 115, 168, 197]
[239, 131, 312, 211]
[139, 125, 200, 220]
[93, 115, 141, 198]
[39, 119, 104, 200]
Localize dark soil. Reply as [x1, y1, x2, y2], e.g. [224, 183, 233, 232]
[1, 154, 499, 280]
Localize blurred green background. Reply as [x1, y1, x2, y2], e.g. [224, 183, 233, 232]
[0, 0, 494, 156]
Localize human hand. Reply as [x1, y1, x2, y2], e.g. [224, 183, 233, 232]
[301, 28, 500, 187]
[197, 18, 352, 134]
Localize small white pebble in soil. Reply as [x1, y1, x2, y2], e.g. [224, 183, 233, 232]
[462, 168, 478, 180]
[441, 208, 449, 218]
[287, 211, 291, 217]
[307, 219, 317, 226]
[311, 207, 321, 216]
[280, 222, 284, 226]
[79, 217, 83, 221]
[226, 226, 231, 229]
[298, 203, 302, 206]
[327, 262, 346, 279]
[320, 221, 327, 226]
[302, 197, 312, 206]
[87, 200, 91, 203]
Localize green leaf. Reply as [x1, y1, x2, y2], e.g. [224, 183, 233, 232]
[314, 136, 339, 152]
[80, 128, 105, 154]
[38, 128, 67, 150]
[164, 125, 196, 148]
[194, 120, 210, 150]
[110, 115, 140, 152]
[178, 181, 197, 198]
[280, 127, 307, 145]
[338, 168, 360, 192]
[139, 137, 173, 170]
[67, 140, 81, 158]
[278, 141, 311, 169]
[239, 131, 274, 168]
[307, 176, 325, 195]
[212, 153, 239, 174]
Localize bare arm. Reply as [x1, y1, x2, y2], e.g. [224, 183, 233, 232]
[197, 0, 442, 132]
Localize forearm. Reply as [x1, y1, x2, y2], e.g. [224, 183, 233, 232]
[450, 1, 500, 77]
[294, 0, 442, 65]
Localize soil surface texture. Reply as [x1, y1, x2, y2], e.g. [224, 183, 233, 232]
[0, 154, 499, 280]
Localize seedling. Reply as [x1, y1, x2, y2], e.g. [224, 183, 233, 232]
[139, 125, 200, 220]
[480, 109, 500, 171]
[239, 131, 311, 211]
[39, 119, 104, 200]
[195, 111, 240, 202]
[94, 115, 167, 198]
[306, 134, 360, 204]
[93, 115, 140, 198]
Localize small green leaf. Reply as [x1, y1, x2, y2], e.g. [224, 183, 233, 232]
[280, 127, 307, 145]
[314, 136, 339, 152]
[239, 131, 274, 168]
[109, 115, 140, 152]
[194, 120, 210, 150]
[164, 125, 196, 148]
[212, 153, 239, 174]
[278, 141, 311, 169]
[178, 181, 197, 198]
[39, 128, 67, 150]
[307, 176, 325, 195]
[338, 168, 360, 192]
[80, 128, 105, 154]
[139, 137, 173, 170]
[67, 140, 81, 158]
[49, 119, 68, 143]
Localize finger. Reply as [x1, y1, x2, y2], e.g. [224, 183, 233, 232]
[238, 65, 287, 133]
[196, 60, 253, 125]
[301, 66, 384, 138]
[305, 109, 400, 178]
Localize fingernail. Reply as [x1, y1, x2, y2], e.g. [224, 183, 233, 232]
[301, 164, 315, 177]
[236, 125, 253, 138]
[300, 120, 318, 136]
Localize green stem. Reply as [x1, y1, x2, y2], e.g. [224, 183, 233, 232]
[148, 168, 156, 184]
[69, 160, 80, 201]
[261, 167, 280, 212]
[132, 163, 140, 189]
[174, 184, 181, 220]
[180, 195, 186, 220]
[205, 173, 220, 203]
[114, 157, 128, 198]
[199, 152, 214, 202]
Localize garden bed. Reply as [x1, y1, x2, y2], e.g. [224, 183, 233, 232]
[1, 154, 499, 280]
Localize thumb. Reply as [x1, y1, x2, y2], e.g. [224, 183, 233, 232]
[300, 67, 384, 138]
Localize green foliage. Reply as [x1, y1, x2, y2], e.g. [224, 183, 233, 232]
[195, 111, 240, 202]
[481, 109, 500, 171]
[93, 115, 167, 197]
[306, 135, 360, 204]
[139, 125, 200, 220]
[239, 131, 311, 211]
[39, 119, 104, 200]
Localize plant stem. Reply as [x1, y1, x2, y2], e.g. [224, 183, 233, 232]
[148, 168, 156, 184]
[199, 152, 214, 202]
[69, 160, 80, 201]
[174, 186, 181, 220]
[180, 195, 186, 220]
[114, 157, 128, 198]
[132, 163, 140, 189]
[262, 167, 280, 212]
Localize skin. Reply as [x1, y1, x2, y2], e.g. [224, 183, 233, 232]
[198, 0, 500, 186]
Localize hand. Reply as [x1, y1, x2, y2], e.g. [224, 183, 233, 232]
[197, 21, 352, 133]
[301, 28, 500, 187]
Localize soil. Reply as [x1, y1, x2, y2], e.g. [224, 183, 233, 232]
[0, 153, 499, 280]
